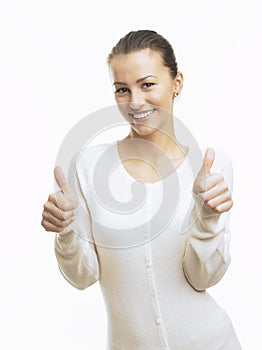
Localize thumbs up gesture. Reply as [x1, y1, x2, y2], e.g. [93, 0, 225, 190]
[41, 166, 78, 233]
[192, 148, 233, 214]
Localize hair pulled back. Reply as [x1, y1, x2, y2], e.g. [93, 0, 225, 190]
[107, 30, 178, 78]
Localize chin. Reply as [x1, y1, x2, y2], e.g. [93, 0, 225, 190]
[130, 124, 160, 137]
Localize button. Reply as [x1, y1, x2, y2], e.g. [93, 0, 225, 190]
[144, 232, 151, 239]
[143, 225, 151, 239]
[146, 261, 152, 268]
[155, 318, 162, 325]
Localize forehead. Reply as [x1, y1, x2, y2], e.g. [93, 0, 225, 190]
[109, 49, 168, 81]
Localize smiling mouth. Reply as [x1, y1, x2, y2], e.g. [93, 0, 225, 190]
[128, 109, 155, 120]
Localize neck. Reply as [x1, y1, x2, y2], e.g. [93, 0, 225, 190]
[125, 120, 182, 166]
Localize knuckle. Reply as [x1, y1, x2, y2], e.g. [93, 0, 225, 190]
[50, 224, 60, 233]
[56, 219, 66, 228]
[226, 200, 233, 211]
[220, 174, 224, 182]
[207, 200, 215, 208]
[205, 203, 214, 211]
[41, 219, 50, 231]
[220, 205, 227, 213]
[221, 182, 228, 192]
[225, 190, 231, 199]
[48, 193, 55, 202]
[59, 221, 67, 228]
[216, 173, 224, 182]
[43, 201, 52, 213]
[62, 219, 70, 227]
[41, 219, 45, 228]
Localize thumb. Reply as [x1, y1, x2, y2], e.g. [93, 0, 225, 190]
[54, 166, 72, 194]
[202, 148, 215, 174]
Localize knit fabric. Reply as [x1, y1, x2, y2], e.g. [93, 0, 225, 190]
[55, 140, 241, 349]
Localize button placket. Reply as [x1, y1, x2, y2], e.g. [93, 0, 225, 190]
[144, 242, 169, 348]
[144, 185, 153, 239]
[143, 185, 170, 349]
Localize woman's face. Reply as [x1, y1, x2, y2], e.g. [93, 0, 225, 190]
[109, 49, 183, 137]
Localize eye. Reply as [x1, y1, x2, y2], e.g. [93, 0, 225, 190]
[115, 87, 130, 96]
[142, 82, 155, 89]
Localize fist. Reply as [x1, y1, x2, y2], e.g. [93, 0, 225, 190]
[192, 148, 233, 214]
[41, 166, 78, 233]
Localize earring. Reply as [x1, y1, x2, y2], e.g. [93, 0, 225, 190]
[173, 91, 179, 98]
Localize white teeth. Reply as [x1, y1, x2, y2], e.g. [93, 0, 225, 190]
[132, 110, 153, 119]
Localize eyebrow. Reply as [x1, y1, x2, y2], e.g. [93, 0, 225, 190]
[112, 75, 157, 86]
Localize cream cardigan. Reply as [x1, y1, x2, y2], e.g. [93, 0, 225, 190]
[55, 140, 241, 349]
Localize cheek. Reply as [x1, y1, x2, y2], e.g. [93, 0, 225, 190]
[115, 93, 130, 105]
[149, 89, 173, 107]
[116, 101, 130, 120]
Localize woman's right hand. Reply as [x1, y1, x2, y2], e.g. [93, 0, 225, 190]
[41, 166, 78, 233]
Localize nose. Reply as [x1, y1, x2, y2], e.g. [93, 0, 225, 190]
[129, 90, 145, 110]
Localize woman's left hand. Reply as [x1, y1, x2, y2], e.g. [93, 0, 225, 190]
[192, 148, 233, 214]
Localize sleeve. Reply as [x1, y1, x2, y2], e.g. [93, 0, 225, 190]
[54, 155, 100, 290]
[182, 150, 233, 291]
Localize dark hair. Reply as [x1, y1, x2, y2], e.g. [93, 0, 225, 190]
[107, 30, 178, 78]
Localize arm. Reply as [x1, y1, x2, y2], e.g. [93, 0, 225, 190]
[182, 149, 233, 291]
[55, 228, 99, 291]
[54, 161, 99, 290]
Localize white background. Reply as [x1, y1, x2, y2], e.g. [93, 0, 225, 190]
[0, 0, 261, 349]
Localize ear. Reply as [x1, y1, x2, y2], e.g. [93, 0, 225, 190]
[173, 71, 184, 96]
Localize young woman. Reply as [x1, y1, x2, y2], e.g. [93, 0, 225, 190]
[41, 30, 241, 349]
